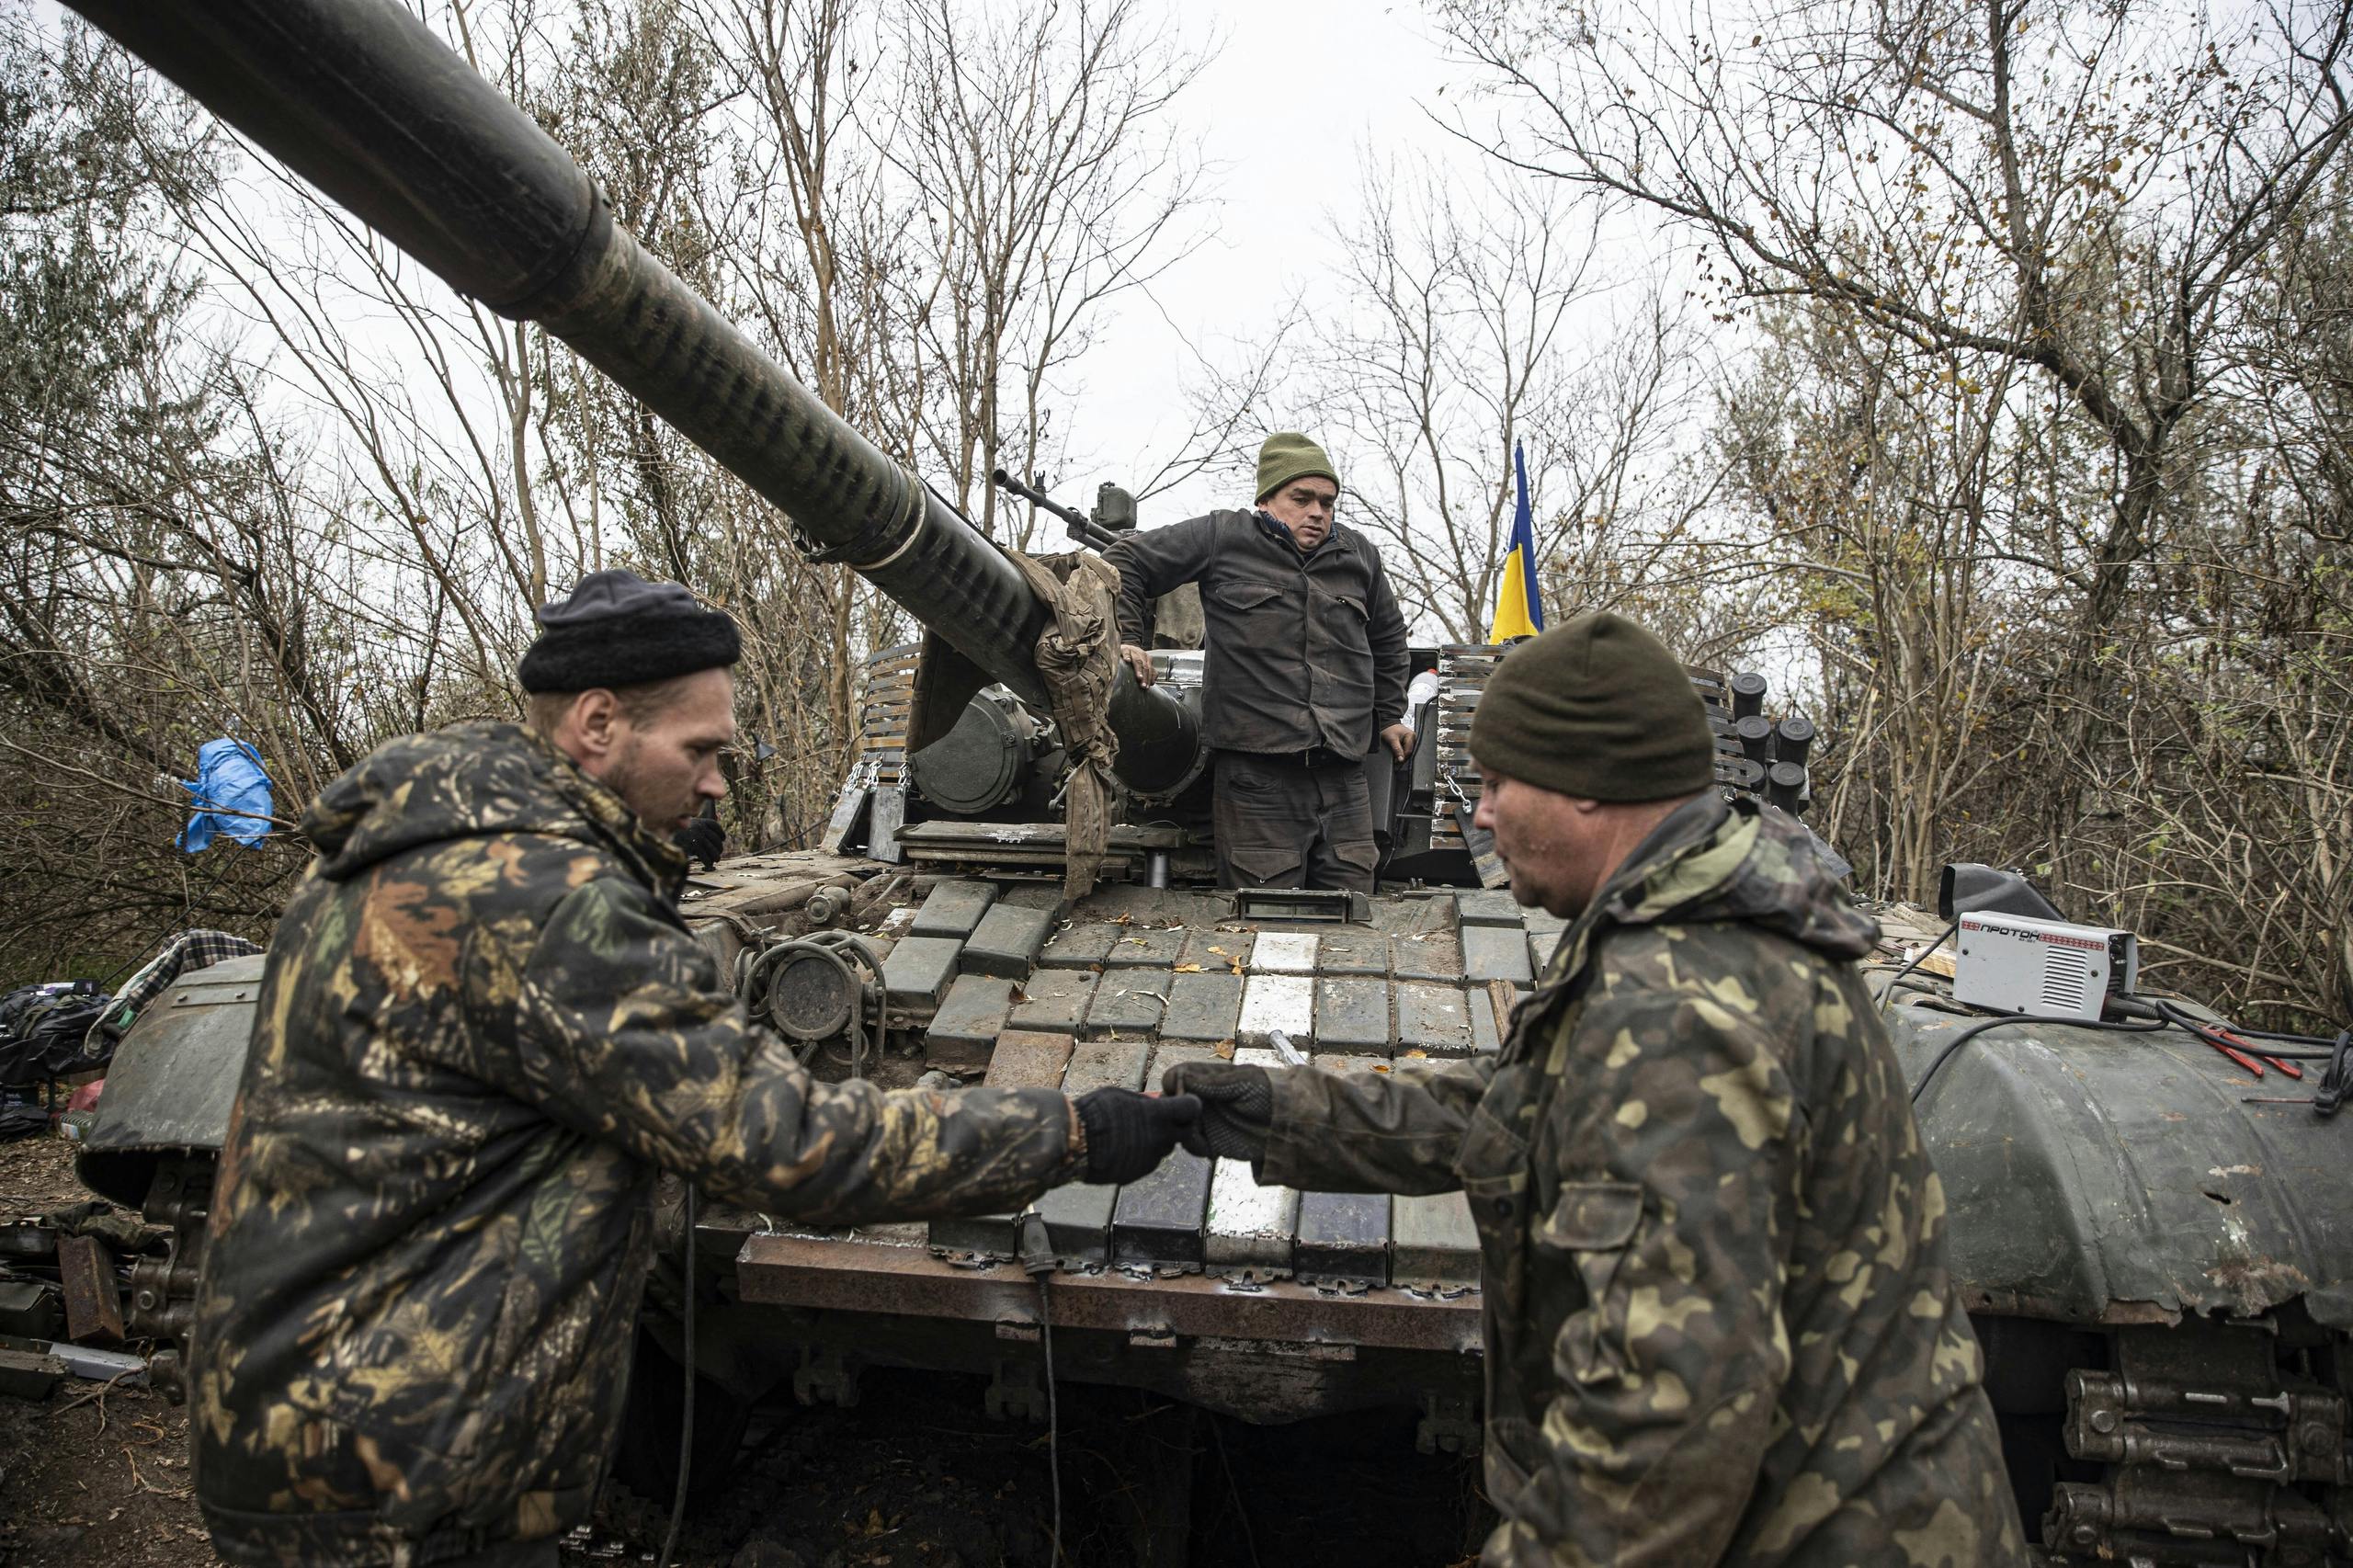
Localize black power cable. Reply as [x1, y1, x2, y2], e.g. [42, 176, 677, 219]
[1036, 1273, 1061, 1565]
[2145, 998, 2338, 1061]
[1908, 1010, 2170, 1106]
[1016, 1212, 1062, 1564]
[656, 1187, 696, 1568]
[1880, 922, 1958, 995]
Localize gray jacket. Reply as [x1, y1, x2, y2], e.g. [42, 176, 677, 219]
[1106, 509, 1409, 757]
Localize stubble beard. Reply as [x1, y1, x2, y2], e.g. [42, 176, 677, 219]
[602, 736, 686, 832]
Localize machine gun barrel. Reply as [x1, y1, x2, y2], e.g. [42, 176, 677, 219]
[987, 469, 1120, 553]
[72, 0, 1198, 790]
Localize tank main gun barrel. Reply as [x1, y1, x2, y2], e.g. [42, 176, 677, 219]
[69, 0, 1199, 792]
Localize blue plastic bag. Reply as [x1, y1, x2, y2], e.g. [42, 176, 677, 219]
[179, 737, 275, 851]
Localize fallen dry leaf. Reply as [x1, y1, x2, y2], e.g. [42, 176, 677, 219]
[1213, 1041, 1236, 1060]
[1173, 962, 1202, 972]
[1403, 1048, 1428, 1059]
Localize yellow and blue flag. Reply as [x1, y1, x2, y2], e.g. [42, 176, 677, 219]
[1489, 441, 1544, 642]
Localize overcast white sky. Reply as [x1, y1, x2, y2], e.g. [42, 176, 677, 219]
[1039, 0, 1493, 528]
[41, 0, 1509, 540]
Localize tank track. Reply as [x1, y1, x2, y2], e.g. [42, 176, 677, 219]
[2041, 1312, 2353, 1566]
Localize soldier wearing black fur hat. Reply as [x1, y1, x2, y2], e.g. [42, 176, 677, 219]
[189, 570, 1201, 1568]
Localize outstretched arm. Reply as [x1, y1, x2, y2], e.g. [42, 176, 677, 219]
[514, 877, 1078, 1224]
[1167, 1056, 1497, 1196]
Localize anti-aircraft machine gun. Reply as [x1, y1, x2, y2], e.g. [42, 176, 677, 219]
[63, 1, 2353, 1560]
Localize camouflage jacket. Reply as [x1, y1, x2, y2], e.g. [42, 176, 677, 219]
[1261, 797, 2023, 1566]
[191, 722, 1078, 1566]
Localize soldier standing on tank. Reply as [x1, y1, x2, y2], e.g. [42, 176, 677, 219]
[1165, 612, 2024, 1566]
[1104, 433, 1415, 892]
[188, 569, 1202, 1568]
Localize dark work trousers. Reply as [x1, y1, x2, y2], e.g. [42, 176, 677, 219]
[1211, 750, 1377, 892]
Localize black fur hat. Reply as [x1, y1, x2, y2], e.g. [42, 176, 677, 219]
[517, 570, 742, 693]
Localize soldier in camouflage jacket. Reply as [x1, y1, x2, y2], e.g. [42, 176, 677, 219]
[192, 574, 1198, 1566]
[1171, 614, 2021, 1566]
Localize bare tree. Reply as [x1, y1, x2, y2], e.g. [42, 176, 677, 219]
[1180, 156, 1740, 654]
[1439, 0, 2351, 750]
[883, 0, 1211, 545]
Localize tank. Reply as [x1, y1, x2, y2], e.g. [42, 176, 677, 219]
[67, 2, 2353, 1559]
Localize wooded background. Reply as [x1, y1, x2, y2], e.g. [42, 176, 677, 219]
[3, 0, 2347, 1029]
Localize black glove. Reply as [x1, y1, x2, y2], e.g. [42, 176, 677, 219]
[1074, 1087, 1201, 1185]
[675, 813, 726, 869]
[1160, 1062, 1274, 1161]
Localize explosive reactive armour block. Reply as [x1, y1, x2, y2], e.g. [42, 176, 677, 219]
[1396, 983, 1474, 1056]
[1315, 928, 1391, 976]
[1294, 1053, 1396, 1281]
[1237, 973, 1313, 1046]
[882, 936, 963, 1011]
[1038, 922, 1117, 970]
[1252, 932, 1319, 973]
[1086, 970, 1171, 1038]
[1527, 929, 1560, 979]
[909, 879, 998, 939]
[1204, 1047, 1300, 1271]
[1033, 1039, 1151, 1260]
[923, 975, 1015, 1069]
[1161, 970, 1244, 1042]
[1179, 929, 1254, 971]
[1112, 1044, 1217, 1267]
[0, 1346, 67, 1402]
[1391, 931, 1464, 984]
[1295, 1189, 1391, 1281]
[926, 1031, 1074, 1257]
[1102, 926, 1186, 968]
[1313, 977, 1392, 1051]
[0, 1281, 58, 1340]
[1472, 991, 1506, 1056]
[1392, 1190, 1481, 1286]
[58, 1233, 123, 1346]
[1455, 890, 1523, 928]
[962, 903, 1054, 978]
[1008, 969, 1097, 1035]
[1461, 924, 1535, 986]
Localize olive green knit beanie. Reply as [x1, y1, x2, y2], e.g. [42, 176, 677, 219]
[1255, 432, 1338, 502]
[1467, 611, 1715, 801]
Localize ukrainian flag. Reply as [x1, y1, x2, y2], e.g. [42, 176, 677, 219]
[1489, 441, 1544, 642]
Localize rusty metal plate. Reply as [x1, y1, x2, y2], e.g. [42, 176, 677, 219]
[56, 1234, 124, 1346]
[735, 1232, 1481, 1355]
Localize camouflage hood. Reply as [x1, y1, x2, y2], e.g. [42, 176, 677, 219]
[301, 720, 683, 892]
[1552, 794, 1879, 984]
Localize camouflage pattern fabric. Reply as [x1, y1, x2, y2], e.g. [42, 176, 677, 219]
[1260, 796, 2023, 1565]
[191, 722, 1078, 1566]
